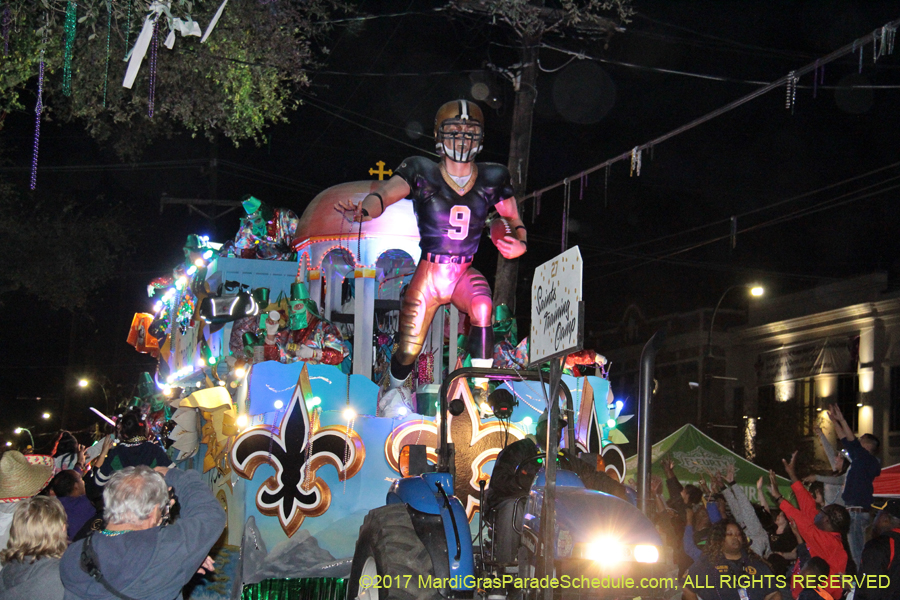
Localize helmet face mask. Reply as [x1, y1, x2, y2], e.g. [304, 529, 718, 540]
[434, 100, 485, 163]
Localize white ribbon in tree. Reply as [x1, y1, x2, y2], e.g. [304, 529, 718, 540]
[200, 0, 228, 43]
[166, 18, 202, 49]
[122, 0, 202, 89]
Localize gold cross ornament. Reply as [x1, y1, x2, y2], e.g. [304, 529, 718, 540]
[368, 161, 393, 181]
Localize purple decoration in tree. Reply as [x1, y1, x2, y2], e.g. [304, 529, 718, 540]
[2, 5, 11, 57]
[30, 49, 45, 190]
[148, 19, 159, 117]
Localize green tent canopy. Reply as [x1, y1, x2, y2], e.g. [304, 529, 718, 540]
[624, 424, 794, 504]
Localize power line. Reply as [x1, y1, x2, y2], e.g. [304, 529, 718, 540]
[585, 177, 900, 281]
[591, 159, 900, 259]
[630, 12, 816, 63]
[320, 7, 447, 25]
[527, 232, 837, 283]
[0, 159, 208, 173]
[216, 160, 322, 193]
[520, 18, 900, 205]
[293, 0, 417, 167]
[300, 98, 438, 157]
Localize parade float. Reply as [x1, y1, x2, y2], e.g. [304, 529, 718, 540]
[125, 187, 630, 595]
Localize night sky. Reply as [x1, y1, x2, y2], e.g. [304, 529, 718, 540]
[1, 0, 898, 446]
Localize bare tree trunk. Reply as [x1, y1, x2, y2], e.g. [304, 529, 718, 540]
[494, 40, 539, 314]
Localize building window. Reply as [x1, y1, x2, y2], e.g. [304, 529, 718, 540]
[837, 374, 859, 433]
[890, 366, 900, 432]
[799, 379, 815, 437]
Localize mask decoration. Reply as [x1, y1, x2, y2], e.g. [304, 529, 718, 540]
[288, 281, 311, 331]
[492, 303, 517, 344]
[241, 196, 274, 238]
[289, 301, 308, 331]
[183, 233, 205, 266]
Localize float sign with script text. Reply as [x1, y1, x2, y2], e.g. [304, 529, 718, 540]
[529, 247, 584, 366]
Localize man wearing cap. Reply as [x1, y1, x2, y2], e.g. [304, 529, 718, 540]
[233, 196, 299, 260]
[0, 451, 56, 560]
[855, 498, 900, 600]
[336, 100, 526, 391]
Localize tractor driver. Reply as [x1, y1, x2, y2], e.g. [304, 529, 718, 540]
[484, 410, 629, 563]
[483, 410, 559, 563]
[336, 100, 527, 391]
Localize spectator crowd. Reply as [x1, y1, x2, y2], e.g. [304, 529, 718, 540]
[3, 400, 900, 600]
[0, 409, 225, 600]
[649, 404, 898, 600]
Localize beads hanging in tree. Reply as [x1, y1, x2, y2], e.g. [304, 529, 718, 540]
[785, 71, 797, 112]
[103, 0, 111, 106]
[30, 30, 46, 190]
[124, 0, 132, 56]
[604, 164, 609, 208]
[2, 5, 11, 57]
[62, 0, 77, 96]
[148, 19, 159, 117]
[629, 147, 642, 177]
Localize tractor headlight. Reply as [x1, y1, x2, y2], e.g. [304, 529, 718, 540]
[634, 544, 660, 563]
[584, 539, 625, 564]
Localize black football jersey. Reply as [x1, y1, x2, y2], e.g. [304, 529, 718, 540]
[394, 156, 515, 256]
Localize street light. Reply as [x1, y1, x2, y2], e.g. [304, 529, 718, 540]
[77, 378, 110, 412]
[706, 284, 765, 357]
[701, 284, 765, 427]
[41, 412, 51, 420]
[13, 427, 35, 448]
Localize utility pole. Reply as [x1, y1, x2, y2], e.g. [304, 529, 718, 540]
[494, 41, 538, 313]
[447, 2, 628, 313]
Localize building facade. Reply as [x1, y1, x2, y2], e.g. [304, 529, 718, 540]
[590, 274, 900, 471]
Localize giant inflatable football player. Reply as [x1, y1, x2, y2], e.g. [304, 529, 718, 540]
[337, 100, 527, 390]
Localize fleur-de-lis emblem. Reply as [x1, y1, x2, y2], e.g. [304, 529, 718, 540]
[385, 377, 524, 519]
[230, 365, 365, 537]
[574, 377, 628, 483]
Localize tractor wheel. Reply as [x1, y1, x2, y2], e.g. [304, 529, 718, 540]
[348, 504, 440, 600]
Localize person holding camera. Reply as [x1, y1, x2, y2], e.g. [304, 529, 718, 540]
[59, 466, 225, 600]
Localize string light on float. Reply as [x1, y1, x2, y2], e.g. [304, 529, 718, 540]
[236, 414, 249, 429]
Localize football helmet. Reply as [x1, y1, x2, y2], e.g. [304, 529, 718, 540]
[434, 99, 484, 162]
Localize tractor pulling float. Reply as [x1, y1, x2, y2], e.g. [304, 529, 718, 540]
[127, 182, 674, 599]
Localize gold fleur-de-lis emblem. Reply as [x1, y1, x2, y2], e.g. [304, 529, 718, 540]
[385, 377, 524, 519]
[230, 366, 365, 537]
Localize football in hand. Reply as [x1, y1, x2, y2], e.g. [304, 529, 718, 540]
[489, 217, 512, 245]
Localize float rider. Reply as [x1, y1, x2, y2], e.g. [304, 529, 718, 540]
[336, 99, 527, 390]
